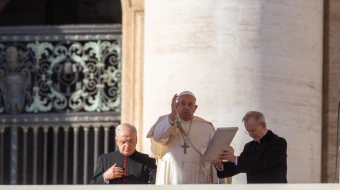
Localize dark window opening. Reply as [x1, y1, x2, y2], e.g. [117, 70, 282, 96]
[0, 0, 122, 26]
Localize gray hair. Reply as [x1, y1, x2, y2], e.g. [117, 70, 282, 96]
[242, 111, 266, 123]
[115, 123, 137, 136]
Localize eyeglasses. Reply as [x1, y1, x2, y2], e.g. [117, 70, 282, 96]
[118, 139, 136, 145]
[245, 129, 257, 135]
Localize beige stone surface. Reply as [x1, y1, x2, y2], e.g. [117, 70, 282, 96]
[322, 0, 340, 183]
[144, 0, 323, 183]
[120, 0, 145, 151]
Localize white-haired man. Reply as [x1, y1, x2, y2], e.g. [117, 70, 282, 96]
[147, 91, 217, 184]
[91, 123, 157, 184]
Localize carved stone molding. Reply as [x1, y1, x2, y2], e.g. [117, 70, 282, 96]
[0, 112, 120, 127]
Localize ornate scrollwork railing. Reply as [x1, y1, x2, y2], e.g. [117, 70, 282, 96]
[0, 25, 122, 185]
[0, 25, 121, 114]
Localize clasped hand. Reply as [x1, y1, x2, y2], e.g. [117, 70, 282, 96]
[103, 163, 124, 180]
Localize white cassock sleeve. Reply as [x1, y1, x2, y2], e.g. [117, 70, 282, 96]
[146, 114, 177, 158]
[152, 115, 177, 144]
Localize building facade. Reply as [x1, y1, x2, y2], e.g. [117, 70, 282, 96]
[0, 0, 339, 184]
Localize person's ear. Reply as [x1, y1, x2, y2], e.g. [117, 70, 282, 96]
[115, 137, 118, 144]
[262, 122, 267, 130]
[194, 105, 198, 112]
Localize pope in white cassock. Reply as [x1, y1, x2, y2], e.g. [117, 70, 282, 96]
[146, 91, 218, 184]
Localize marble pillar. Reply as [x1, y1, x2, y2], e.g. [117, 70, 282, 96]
[144, 0, 323, 183]
[120, 0, 145, 151]
[322, 0, 340, 183]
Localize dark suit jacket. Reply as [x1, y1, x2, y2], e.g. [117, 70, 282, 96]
[217, 130, 287, 183]
[91, 150, 157, 184]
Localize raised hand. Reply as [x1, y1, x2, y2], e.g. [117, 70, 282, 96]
[103, 163, 124, 180]
[169, 94, 178, 121]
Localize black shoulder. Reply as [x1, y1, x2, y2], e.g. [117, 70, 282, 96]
[276, 136, 287, 145]
[268, 130, 286, 143]
[270, 130, 286, 143]
[243, 141, 254, 150]
[98, 151, 118, 160]
[269, 135, 287, 151]
[136, 152, 155, 161]
[244, 140, 253, 147]
[134, 152, 156, 165]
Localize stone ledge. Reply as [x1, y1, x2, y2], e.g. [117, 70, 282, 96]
[0, 112, 120, 126]
[0, 184, 339, 190]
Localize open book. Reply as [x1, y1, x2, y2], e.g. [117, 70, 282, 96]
[200, 127, 238, 162]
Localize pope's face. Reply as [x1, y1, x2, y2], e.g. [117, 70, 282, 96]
[115, 128, 137, 156]
[176, 95, 197, 121]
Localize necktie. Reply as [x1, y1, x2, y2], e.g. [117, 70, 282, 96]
[123, 156, 128, 183]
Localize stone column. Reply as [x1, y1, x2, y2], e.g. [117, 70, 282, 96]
[144, 0, 323, 183]
[322, 0, 340, 183]
[120, 0, 145, 151]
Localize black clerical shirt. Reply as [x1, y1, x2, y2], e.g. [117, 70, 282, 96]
[91, 150, 157, 184]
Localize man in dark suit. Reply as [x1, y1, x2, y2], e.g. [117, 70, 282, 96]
[212, 111, 287, 183]
[91, 123, 157, 184]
